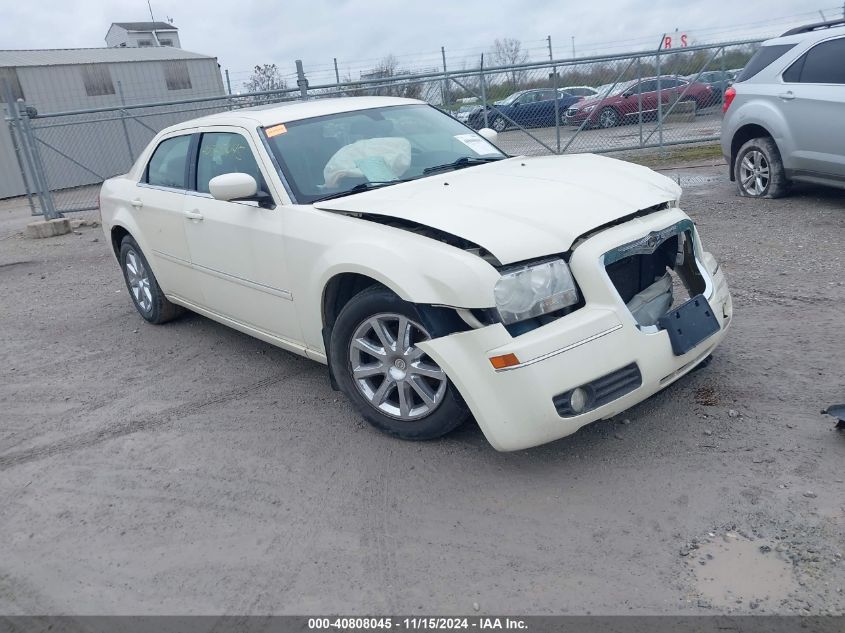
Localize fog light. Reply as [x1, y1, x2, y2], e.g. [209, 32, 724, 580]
[570, 387, 589, 414]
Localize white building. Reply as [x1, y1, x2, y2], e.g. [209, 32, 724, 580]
[0, 46, 226, 199]
[106, 22, 181, 49]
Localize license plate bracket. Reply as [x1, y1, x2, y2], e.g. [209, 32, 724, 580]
[657, 294, 720, 356]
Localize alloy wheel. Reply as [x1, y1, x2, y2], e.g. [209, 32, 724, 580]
[599, 108, 618, 128]
[349, 313, 448, 421]
[739, 150, 770, 196]
[125, 248, 153, 313]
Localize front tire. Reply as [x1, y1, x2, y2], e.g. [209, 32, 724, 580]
[598, 107, 619, 128]
[491, 116, 508, 132]
[330, 286, 469, 441]
[734, 137, 789, 198]
[119, 236, 183, 324]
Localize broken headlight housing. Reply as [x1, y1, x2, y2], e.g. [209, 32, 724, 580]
[494, 258, 579, 325]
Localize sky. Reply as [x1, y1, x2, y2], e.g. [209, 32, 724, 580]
[2, 0, 843, 88]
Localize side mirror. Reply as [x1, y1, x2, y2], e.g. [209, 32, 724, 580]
[622, 91, 632, 98]
[209, 172, 260, 202]
[477, 128, 498, 144]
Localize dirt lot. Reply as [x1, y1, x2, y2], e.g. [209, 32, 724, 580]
[1, 163, 844, 616]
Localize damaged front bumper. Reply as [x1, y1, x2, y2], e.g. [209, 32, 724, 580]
[418, 208, 732, 451]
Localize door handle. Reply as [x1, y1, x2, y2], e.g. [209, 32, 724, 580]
[778, 91, 795, 101]
[131, 198, 143, 208]
[184, 210, 204, 221]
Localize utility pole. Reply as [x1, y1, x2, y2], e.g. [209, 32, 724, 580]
[333, 58, 340, 84]
[571, 36, 575, 58]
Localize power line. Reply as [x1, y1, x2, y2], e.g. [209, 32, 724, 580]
[227, 4, 838, 82]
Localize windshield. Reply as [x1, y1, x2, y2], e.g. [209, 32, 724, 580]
[496, 92, 524, 106]
[611, 80, 639, 96]
[735, 44, 796, 82]
[263, 104, 505, 204]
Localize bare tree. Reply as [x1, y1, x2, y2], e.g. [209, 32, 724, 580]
[370, 54, 399, 79]
[361, 54, 425, 99]
[244, 64, 287, 93]
[490, 38, 528, 89]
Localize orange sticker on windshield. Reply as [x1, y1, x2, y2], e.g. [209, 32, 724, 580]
[265, 124, 287, 137]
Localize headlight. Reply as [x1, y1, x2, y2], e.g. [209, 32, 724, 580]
[494, 258, 579, 325]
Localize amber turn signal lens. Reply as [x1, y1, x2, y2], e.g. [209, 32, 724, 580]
[489, 353, 520, 370]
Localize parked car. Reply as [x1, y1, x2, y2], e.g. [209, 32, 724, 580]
[721, 19, 845, 197]
[685, 70, 736, 104]
[454, 104, 478, 123]
[564, 76, 714, 128]
[100, 96, 732, 451]
[468, 89, 581, 131]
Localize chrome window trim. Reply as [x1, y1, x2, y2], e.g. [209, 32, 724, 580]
[137, 183, 186, 194]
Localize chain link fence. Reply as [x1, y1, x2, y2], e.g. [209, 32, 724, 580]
[3, 39, 761, 223]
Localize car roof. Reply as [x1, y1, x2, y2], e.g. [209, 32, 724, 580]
[163, 96, 423, 132]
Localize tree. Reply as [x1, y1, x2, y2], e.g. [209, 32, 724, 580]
[490, 38, 528, 89]
[244, 64, 287, 94]
[360, 54, 425, 99]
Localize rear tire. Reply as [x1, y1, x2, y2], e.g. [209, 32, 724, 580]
[330, 286, 470, 441]
[734, 137, 789, 199]
[119, 235, 183, 324]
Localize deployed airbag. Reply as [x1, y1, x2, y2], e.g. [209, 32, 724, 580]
[626, 272, 673, 326]
[323, 137, 412, 187]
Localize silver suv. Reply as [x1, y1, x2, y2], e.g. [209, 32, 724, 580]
[721, 19, 845, 197]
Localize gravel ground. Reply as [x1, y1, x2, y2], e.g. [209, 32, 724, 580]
[0, 164, 844, 616]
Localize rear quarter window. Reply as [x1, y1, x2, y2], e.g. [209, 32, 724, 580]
[735, 44, 797, 82]
[783, 37, 845, 84]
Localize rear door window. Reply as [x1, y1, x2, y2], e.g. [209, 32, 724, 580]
[145, 135, 191, 189]
[636, 80, 658, 93]
[783, 37, 845, 84]
[735, 44, 797, 82]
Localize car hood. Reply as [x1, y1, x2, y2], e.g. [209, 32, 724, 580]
[313, 154, 681, 265]
[576, 94, 617, 109]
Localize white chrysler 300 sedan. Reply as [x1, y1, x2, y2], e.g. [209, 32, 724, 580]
[100, 96, 732, 451]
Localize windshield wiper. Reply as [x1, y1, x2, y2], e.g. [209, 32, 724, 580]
[311, 179, 414, 203]
[422, 156, 505, 175]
